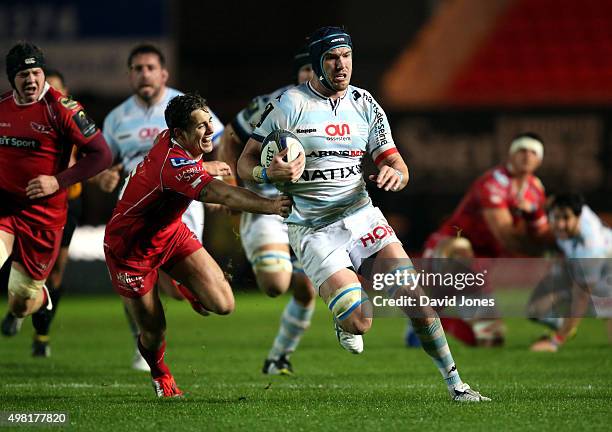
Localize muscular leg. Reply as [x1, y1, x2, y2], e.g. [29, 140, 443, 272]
[320, 268, 372, 335]
[157, 270, 183, 300]
[166, 247, 234, 315]
[372, 243, 463, 388]
[8, 262, 47, 318]
[252, 244, 293, 297]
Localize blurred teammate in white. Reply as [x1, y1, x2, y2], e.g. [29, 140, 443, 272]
[95, 44, 231, 371]
[238, 26, 489, 401]
[530, 193, 612, 352]
[219, 46, 315, 375]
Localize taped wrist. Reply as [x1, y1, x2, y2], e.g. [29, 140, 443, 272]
[253, 166, 270, 184]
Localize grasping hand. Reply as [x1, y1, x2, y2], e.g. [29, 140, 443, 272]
[26, 175, 60, 199]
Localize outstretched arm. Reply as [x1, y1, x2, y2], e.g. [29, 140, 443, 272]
[199, 179, 291, 217]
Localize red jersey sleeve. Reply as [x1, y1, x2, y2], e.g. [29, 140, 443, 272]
[51, 91, 101, 146]
[478, 176, 509, 209]
[161, 156, 214, 200]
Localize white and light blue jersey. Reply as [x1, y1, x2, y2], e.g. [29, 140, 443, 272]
[231, 85, 293, 198]
[557, 206, 612, 288]
[103, 87, 224, 174]
[557, 206, 612, 259]
[251, 81, 398, 227]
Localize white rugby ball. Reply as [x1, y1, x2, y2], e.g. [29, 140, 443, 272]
[260, 129, 304, 173]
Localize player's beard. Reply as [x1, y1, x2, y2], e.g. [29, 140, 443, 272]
[137, 85, 161, 104]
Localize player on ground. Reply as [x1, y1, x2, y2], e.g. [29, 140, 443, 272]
[104, 93, 291, 397]
[238, 26, 489, 401]
[408, 134, 552, 347]
[218, 46, 316, 375]
[530, 193, 612, 352]
[0, 43, 111, 338]
[1, 68, 84, 358]
[95, 44, 231, 371]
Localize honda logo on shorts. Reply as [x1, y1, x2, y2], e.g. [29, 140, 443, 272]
[325, 124, 351, 136]
[360, 224, 395, 247]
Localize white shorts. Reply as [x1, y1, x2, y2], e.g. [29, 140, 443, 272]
[240, 212, 289, 263]
[288, 205, 401, 290]
[182, 200, 204, 243]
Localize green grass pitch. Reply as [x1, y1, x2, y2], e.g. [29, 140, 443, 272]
[1, 293, 611, 431]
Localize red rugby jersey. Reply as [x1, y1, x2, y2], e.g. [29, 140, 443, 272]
[436, 165, 547, 257]
[104, 130, 214, 261]
[0, 84, 100, 228]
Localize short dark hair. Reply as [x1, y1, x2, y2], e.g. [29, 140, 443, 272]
[127, 43, 166, 68]
[549, 193, 585, 216]
[45, 68, 65, 87]
[165, 93, 208, 138]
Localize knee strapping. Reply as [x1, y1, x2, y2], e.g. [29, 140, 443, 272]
[327, 283, 368, 321]
[8, 268, 45, 299]
[251, 250, 293, 274]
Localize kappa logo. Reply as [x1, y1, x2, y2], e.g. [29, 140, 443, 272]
[30, 121, 52, 135]
[170, 158, 197, 168]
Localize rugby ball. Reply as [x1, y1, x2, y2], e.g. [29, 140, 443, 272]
[260, 129, 304, 169]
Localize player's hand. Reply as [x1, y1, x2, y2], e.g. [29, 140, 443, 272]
[202, 161, 232, 177]
[369, 166, 404, 192]
[272, 194, 293, 218]
[95, 163, 123, 193]
[26, 175, 60, 199]
[267, 149, 304, 183]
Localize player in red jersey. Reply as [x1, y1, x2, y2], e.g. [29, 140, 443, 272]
[104, 93, 291, 397]
[0, 42, 111, 332]
[408, 133, 551, 347]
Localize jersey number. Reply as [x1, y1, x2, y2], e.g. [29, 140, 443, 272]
[255, 103, 274, 128]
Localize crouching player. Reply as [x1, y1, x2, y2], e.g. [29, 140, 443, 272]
[530, 193, 612, 352]
[104, 94, 292, 397]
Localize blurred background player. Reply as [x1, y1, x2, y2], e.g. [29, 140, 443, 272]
[0, 42, 111, 345]
[529, 193, 612, 352]
[407, 133, 553, 347]
[104, 93, 292, 397]
[94, 44, 231, 371]
[218, 45, 316, 375]
[238, 26, 489, 401]
[1, 68, 85, 358]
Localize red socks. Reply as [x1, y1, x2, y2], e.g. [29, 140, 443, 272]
[137, 337, 171, 378]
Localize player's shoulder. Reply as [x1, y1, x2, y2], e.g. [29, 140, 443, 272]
[164, 87, 183, 102]
[347, 85, 377, 107]
[104, 95, 135, 125]
[481, 166, 510, 188]
[0, 90, 13, 105]
[44, 86, 84, 114]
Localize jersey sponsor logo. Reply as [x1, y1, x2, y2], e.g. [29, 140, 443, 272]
[0, 122, 11, 128]
[170, 157, 197, 168]
[174, 165, 202, 182]
[296, 128, 317, 134]
[360, 224, 395, 248]
[325, 123, 350, 136]
[30, 121, 52, 135]
[72, 110, 97, 137]
[300, 163, 362, 181]
[363, 93, 390, 148]
[59, 97, 80, 111]
[306, 149, 365, 158]
[138, 127, 160, 140]
[0, 135, 40, 149]
[352, 90, 362, 101]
